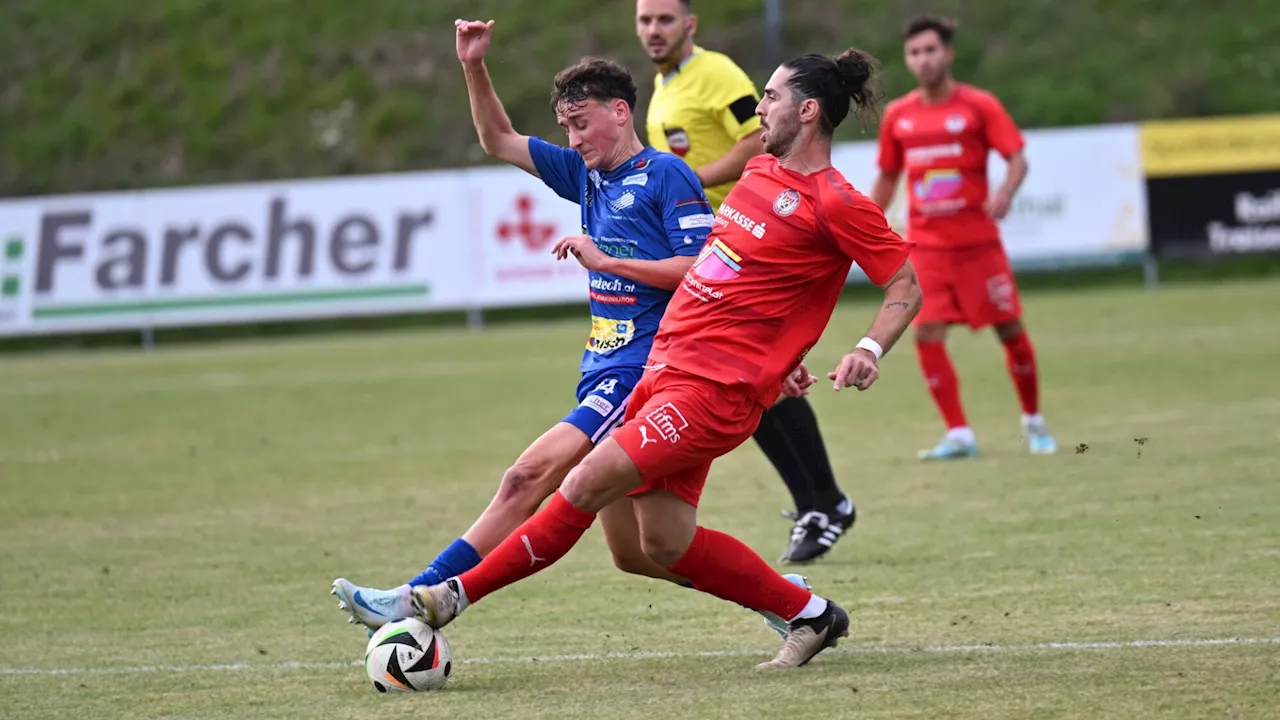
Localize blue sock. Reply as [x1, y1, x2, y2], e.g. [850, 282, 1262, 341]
[408, 538, 482, 587]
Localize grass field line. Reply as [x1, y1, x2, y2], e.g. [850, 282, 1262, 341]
[3, 636, 1277, 678]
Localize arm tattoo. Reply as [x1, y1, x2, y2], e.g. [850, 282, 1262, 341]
[884, 301, 910, 310]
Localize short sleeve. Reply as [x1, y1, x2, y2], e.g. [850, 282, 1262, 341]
[976, 92, 1025, 159]
[820, 184, 914, 286]
[529, 137, 585, 203]
[705, 56, 763, 143]
[876, 104, 904, 175]
[659, 161, 715, 257]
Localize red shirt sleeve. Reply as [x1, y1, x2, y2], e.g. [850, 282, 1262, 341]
[975, 91, 1024, 158]
[876, 103, 904, 175]
[818, 179, 914, 286]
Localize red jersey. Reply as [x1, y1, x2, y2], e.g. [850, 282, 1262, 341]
[877, 83, 1024, 249]
[649, 155, 914, 406]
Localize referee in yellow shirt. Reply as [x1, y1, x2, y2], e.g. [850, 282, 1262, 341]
[635, 0, 857, 565]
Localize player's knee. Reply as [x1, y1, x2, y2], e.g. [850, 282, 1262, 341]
[609, 546, 653, 576]
[995, 320, 1024, 342]
[915, 323, 947, 344]
[559, 464, 613, 514]
[495, 460, 559, 510]
[638, 529, 689, 569]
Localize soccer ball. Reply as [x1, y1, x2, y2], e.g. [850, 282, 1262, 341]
[364, 618, 453, 693]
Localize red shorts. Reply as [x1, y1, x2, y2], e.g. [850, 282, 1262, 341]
[911, 242, 1022, 329]
[611, 366, 764, 508]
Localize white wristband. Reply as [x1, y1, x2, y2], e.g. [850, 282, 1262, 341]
[855, 337, 883, 361]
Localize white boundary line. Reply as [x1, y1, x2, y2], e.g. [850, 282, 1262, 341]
[2, 636, 1277, 678]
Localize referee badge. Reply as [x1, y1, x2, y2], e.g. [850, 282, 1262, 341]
[773, 189, 800, 217]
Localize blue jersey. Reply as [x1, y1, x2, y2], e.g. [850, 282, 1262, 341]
[529, 137, 713, 374]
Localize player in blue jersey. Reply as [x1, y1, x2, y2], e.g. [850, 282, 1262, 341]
[331, 18, 806, 637]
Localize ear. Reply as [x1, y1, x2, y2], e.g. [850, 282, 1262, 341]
[798, 97, 822, 125]
[614, 98, 631, 124]
[688, 13, 698, 35]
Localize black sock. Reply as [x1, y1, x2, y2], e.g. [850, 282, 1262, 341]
[751, 396, 844, 515]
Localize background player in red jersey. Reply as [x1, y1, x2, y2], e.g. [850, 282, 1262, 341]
[870, 15, 1057, 460]
[407, 46, 922, 671]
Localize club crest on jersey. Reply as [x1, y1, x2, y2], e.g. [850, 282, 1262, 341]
[608, 192, 636, 212]
[773, 189, 801, 217]
[945, 114, 967, 133]
[664, 126, 691, 157]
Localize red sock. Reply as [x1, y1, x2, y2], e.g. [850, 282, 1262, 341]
[1002, 331, 1039, 415]
[916, 341, 968, 429]
[457, 491, 595, 604]
[668, 526, 812, 621]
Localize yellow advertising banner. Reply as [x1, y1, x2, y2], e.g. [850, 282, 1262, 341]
[1139, 114, 1280, 177]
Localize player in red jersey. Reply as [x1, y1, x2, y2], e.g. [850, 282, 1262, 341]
[408, 47, 922, 671]
[870, 15, 1057, 460]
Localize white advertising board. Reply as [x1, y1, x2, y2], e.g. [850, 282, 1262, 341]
[0, 123, 1149, 336]
[467, 166, 589, 308]
[0, 173, 472, 336]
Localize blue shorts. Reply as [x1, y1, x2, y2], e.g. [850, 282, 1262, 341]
[562, 365, 644, 446]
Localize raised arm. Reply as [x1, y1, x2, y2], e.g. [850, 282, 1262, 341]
[456, 20, 537, 176]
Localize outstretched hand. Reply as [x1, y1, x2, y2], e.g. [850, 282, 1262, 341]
[455, 19, 495, 64]
[551, 234, 611, 272]
[828, 349, 880, 392]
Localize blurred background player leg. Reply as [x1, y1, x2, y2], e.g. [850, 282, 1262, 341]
[915, 328, 978, 460]
[977, 245, 1057, 455]
[997, 320, 1057, 454]
[752, 396, 857, 563]
[912, 249, 979, 461]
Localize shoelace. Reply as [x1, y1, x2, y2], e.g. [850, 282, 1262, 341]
[790, 510, 831, 538]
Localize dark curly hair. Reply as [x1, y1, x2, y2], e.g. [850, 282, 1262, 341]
[550, 57, 638, 112]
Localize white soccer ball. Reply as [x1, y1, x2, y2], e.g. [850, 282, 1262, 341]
[364, 618, 453, 693]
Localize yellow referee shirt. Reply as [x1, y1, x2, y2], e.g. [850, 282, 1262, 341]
[646, 47, 762, 211]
